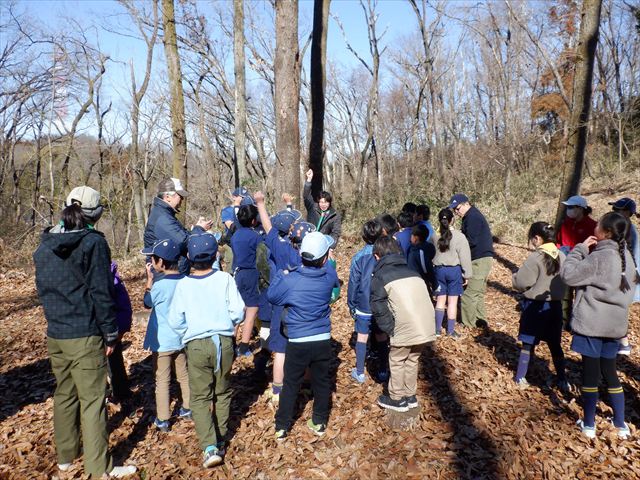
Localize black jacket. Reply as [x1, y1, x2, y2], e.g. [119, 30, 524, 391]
[461, 206, 494, 260]
[303, 181, 342, 246]
[33, 227, 118, 345]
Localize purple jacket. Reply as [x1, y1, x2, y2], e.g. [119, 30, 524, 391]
[111, 261, 132, 334]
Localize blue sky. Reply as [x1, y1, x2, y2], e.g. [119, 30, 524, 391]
[17, 0, 435, 135]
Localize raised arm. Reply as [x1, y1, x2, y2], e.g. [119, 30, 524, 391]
[254, 191, 272, 234]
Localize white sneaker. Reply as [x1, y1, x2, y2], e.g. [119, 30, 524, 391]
[58, 463, 72, 471]
[107, 465, 137, 478]
[611, 419, 631, 439]
[576, 419, 596, 439]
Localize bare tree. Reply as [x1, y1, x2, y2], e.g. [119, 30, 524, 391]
[274, 0, 301, 198]
[234, 0, 248, 186]
[555, 0, 603, 230]
[162, 0, 188, 218]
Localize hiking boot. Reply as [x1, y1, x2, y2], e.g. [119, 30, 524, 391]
[377, 394, 409, 412]
[576, 419, 596, 439]
[153, 417, 170, 432]
[557, 379, 572, 393]
[202, 445, 223, 468]
[307, 419, 326, 436]
[350, 368, 365, 384]
[404, 395, 419, 409]
[275, 429, 288, 441]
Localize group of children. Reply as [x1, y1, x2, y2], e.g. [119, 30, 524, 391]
[119, 190, 639, 470]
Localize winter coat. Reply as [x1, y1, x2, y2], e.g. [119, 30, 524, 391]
[461, 206, 494, 260]
[370, 254, 436, 347]
[111, 261, 132, 334]
[560, 240, 637, 338]
[33, 226, 118, 345]
[512, 249, 566, 301]
[303, 181, 342, 246]
[347, 244, 377, 316]
[432, 229, 473, 279]
[267, 264, 339, 340]
[144, 197, 204, 273]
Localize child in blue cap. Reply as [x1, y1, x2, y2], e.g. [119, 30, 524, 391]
[141, 239, 191, 432]
[269, 231, 339, 439]
[169, 233, 245, 467]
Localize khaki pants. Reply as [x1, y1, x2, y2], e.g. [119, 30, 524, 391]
[461, 257, 493, 328]
[388, 344, 425, 401]
[186, 336, 234, 450]
[47, 336, 112, 477]
[153, 350, 190, 421]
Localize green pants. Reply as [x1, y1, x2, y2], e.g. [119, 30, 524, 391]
[47, 336, 112, 477]
[186, 336, 234, 451]
[461, 257, 493, 328]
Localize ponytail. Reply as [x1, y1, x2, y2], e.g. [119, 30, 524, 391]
[599, 211, 638, 292]
[528, 221, 559, 275]
[61, 204, 87, 231]
[437, 208, 453, 253]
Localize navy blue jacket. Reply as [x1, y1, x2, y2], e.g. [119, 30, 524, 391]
[347, 244, 376, 316]
[231, 226, 263, 270]
[34, 227, 119, 345]
[461, 206, 494, 260]
[267, 264, 339, 339]
[264, 229, 301, 280]
[394, 228, 413, 259]
[407, 241, 436, 289]
[144, 197, 204, 273]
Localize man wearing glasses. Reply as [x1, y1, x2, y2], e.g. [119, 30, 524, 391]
[448, 194, 494, 329]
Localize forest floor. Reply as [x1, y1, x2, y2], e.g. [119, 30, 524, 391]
[1, 243, 639, 479]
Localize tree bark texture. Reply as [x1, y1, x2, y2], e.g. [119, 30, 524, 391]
[555, 0, 603, 231]
[162, 0, 188, 218]
[234, 0, 248, 187]
[308, 0, 330, 198]
[274, 0, 301, 199]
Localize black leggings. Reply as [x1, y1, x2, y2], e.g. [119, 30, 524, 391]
[582, 355, 621, 389]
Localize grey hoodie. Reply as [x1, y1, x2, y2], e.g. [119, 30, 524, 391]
[560, 240, 637, 339]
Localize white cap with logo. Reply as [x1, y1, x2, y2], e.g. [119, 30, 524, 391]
[300, 231, 335, 261]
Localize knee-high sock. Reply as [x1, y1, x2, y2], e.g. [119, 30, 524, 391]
[581, 387, 598, 427]
[608, 387, 625, 428]
[515, 343, 533, 382]
[447, 318, 456, 335]
[355, 342, 367, 375]
[435, 308, 445, 333]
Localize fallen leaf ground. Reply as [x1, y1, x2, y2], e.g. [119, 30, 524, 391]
[1, 243, 639, 479]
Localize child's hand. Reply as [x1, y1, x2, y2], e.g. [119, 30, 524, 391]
[196, 217, 214, 230]
[232, 195, 242, 207]
[145, 263, 154, 287]
[282, 192, 294, 204]
[306, 169, 313, 182]
[583, 236, 598, 249]
[254, 191, 265, 204]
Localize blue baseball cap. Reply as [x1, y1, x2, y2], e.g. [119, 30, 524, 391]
[140, 238, 181, 262]
[301, 231, 335, 261]
[609, 197, 637, 215]
[290, 221, 316, 243]
[240, 195, 255, 206]
[448, 194, 469, 210]
[220, 205, 236, 223]
[232, 186, 250, 198]
[188, 233, 218, 262]
[271, 211, 298, 234]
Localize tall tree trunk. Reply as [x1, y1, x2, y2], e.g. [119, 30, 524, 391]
[554, 0, 603, 231]
[234, 0, 247, 187]
[274, 0, 301, 198]
[308, 0, 330, 198]
[162, 0, 188, 219]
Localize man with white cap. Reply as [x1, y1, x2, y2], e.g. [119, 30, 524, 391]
[144, 177, 212, 274]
